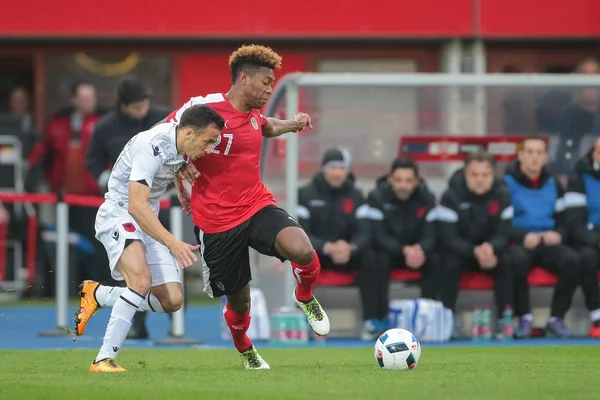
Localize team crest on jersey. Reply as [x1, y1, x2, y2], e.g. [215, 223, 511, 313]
[122, 223, 136, 233]
[250, 117, 259, 130]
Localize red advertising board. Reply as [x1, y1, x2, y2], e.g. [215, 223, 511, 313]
[0, 0, 597, 39]
[479, 0, 600, 38]
[0, 0, 473, 38]
[398, 136, 549, 162]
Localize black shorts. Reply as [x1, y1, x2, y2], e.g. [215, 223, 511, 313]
[194, 205, 301, 298]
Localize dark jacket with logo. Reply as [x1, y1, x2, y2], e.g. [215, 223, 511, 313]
[438, 169, 513, 258]
[367, 175, 437, 257]
[565, 153, 600, 247]
[503, 161, 567, 242]
[297, 172, 370, 256]
[85, 106, 170, 189]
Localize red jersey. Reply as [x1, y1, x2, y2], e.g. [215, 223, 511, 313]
[27, 111, 102, 195]
[167, 93, 276, 233]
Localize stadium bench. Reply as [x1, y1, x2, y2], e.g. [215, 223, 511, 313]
[316, 267, 600, 289]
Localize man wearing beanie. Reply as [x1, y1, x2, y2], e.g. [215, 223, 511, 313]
[85, 75, 170, 339]
[86, 75, 170, 192]
[296, 147, 371, 322]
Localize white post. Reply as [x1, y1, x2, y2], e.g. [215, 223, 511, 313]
[284, 82, 299, 308]
[441, 39, 463, 134]
[472, 39, 487, 135]
[154, 197, 203, 345]
[56, 201, 69, 329]
[39, 200, 69, 336]
[170, 204, 185, 337]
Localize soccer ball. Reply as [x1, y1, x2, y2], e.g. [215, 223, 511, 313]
[374, 328, 421, 371]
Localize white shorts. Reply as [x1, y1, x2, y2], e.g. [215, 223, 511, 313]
[95, 201, 181, 287]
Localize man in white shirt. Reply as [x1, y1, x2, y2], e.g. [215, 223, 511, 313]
[74, 104, 224, 372]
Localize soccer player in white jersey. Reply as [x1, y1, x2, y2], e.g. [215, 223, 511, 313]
[75, 104, 224, 372]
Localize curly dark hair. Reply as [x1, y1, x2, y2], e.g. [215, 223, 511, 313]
[228, 44, 282, 84]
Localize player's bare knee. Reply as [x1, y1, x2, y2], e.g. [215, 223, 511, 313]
[291, 243, 314, 265]
[227, 289, 251, 315]
[160, 291, 183, 313]
[229, 300, 250, 315]
[276, 227, 314, 265]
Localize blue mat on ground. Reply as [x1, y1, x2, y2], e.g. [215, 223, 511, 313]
[1, 305, 599, 350]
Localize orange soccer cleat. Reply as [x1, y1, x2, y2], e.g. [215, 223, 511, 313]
[74, 280, 102, 336]
[89, 359, 127, 373]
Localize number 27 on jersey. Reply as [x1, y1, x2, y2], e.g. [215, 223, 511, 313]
[212, 133, 233, 155]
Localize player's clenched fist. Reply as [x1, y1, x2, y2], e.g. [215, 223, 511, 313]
[293, 112, 313, 131]
[178, 163, 201, 185]
[168, 241, 200, 268]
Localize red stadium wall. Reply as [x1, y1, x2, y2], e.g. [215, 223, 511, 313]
[174, 45, 441, 106]
[176, 52, 309, 106]
[479, 0, 600, 38]
[0, 0, 473, 39]
[1, 0, 599, 39]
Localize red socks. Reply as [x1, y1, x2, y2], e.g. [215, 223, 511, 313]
[291, 250, 321, 302]
[223, 303, 252, 352]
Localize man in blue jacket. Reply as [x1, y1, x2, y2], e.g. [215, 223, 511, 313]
[564, 138, 600, 338]
[505, 136, 580, 338]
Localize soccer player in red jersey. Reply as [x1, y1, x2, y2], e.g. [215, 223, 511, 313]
[169, 45, 330, 369]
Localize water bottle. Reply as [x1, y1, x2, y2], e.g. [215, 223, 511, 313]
[298, 317, 310, 343]
[270, 307, 309, 346]
[480, 308, 493, 341]
[269, 310, 282, 344]
[500, 306, 514, 341]
[471, 308, 482, 341]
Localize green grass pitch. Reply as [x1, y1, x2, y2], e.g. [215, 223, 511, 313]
[0, 346, 597, 400]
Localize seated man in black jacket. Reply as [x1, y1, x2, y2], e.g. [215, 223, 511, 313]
[564, 138, 600, 338]
[438, 151, 513, 332]
[364, 157, 438, 340]
[297, 148, 370, 309]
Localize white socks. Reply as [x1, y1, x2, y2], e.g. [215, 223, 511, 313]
[95, 285, 165, 313]
[95, 288, 146, 363]
[95, 286, 124, 308]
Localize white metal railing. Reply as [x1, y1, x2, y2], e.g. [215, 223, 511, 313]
[263, 73, 600, 308]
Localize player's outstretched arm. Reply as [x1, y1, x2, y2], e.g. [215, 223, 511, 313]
[128, 181, 198, 267]
[129, 181, 178, 246]
[263, 113, 313, 138]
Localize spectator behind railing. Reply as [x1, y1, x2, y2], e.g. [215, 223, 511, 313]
[437, 151, 514, 337]
[548, 57, 600, 174]
[504, 135, 580, 338]
[363, 157, 439, 341]
[25, 81, 107, 284]
[27, 81, 107, 195]
[8, 86, 34, 132]
[564, 138, 600, 338]
[86, 75, 170, 195]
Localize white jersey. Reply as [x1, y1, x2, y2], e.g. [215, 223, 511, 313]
[105, 122, 186, 215]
